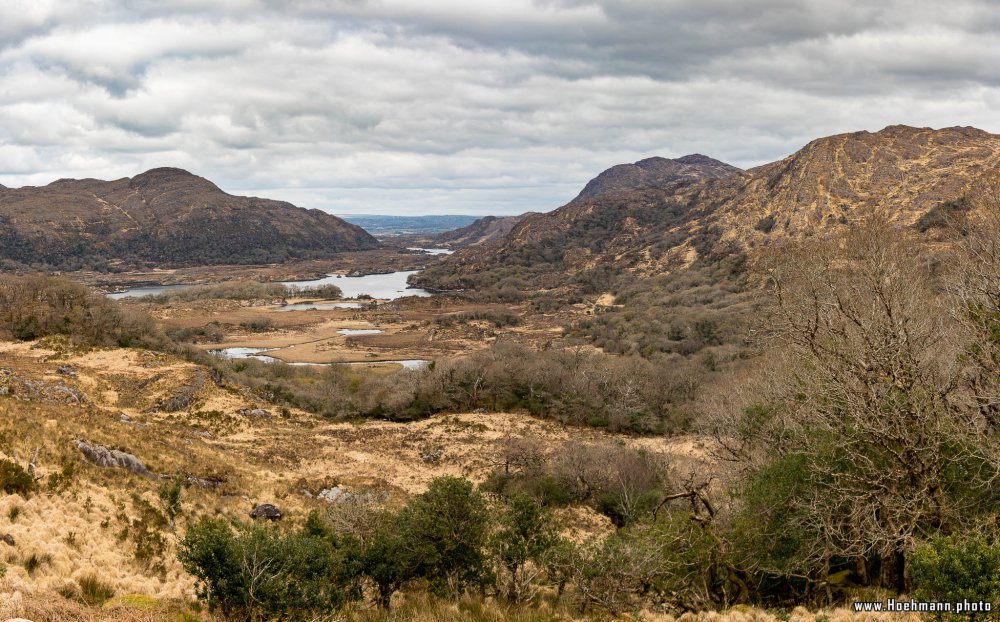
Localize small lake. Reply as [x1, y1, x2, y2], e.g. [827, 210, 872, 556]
[407, 247, 454, 255]
[276, 301, 366, 311]
[210, 347, 274, 359]
[208, 347, 427, 370]
[283, 270, 431, 300]
[338, 329, 383, 335]
[107, 284, 190, 300]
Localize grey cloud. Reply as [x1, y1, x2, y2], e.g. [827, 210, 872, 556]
[0, 1, 999, 215]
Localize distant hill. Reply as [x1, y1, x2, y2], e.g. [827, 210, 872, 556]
[414, 126, 1000, 292]
[574, 154, 741, 202]
[0, 168, 378, 270]
[341, 215, 480, 238]
[432, 214, 536, 248]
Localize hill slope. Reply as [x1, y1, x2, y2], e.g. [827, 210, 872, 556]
[432, 213, 536, 248]
[414, 126, 1000, 291]
[0, 168, 378, 269]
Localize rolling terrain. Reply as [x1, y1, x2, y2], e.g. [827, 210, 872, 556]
[0, 168, 378, 270]
[2, 125, 1000, 619]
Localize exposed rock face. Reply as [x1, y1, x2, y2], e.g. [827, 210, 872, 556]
[238, 408, 272, 419]
[574, 154, 741, 202]
[0, 369, 84, 405]
[0, 167, 378, 269]
[249, 503, 282, 520]
[415, 126, 1000, 289]
[156, 370, 207, 412]
[73, 440, 152, 477]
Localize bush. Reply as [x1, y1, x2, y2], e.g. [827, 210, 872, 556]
[364, 477, 492, 607]
[295, 284, 343, 300]
[0, 459, 35, 496]
[149, 280, 295, 302]
[911, 534, 1000, 619]
[179, 516, 361, 620]
[491, 494, 561, 602]
[0, 275, 162, 347]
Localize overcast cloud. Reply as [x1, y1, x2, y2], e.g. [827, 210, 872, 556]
[1, 0, 999, 215]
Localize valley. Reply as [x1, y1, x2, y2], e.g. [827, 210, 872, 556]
[3, 125, 1000, 620]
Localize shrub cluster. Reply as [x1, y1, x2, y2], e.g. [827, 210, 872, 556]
[0, 459, 35, 496]
[147, 280, 342, 303]
[194, 340, 695, 433]
[179, 475, 729, 618]
[0, 274, 163, 347]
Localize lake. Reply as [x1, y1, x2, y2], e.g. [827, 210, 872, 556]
[407, 247, 454, 255]
[108, 270, 430, 300]
[106, 284, 191, 300]
[208, 346, 427, 370]
[282, 270, 431, 300]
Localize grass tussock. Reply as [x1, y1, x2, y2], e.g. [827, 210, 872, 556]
[0, 580, 193, 621]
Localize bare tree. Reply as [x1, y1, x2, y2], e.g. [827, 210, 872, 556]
[730, 216, 1000, 593]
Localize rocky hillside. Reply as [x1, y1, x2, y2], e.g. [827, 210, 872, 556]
[414, 126, 1000, 291]
[0, 168, 378, 269]
[574, 154, 740, 202]
[432, 213, 535, 248]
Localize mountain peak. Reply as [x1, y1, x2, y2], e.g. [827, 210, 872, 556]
[674, 153, 728, 166]
[128, 167, 219, 192]
[574, 153, 741, 202]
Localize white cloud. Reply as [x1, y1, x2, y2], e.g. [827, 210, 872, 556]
[0, 1, 998, 214]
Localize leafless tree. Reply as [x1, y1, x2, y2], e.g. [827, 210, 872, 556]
[727, 216, 1000, 593]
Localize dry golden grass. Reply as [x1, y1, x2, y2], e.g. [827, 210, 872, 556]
[0, 579, 199, 621]
[0, 338, 705, 611]
[0, 339, 918, 622]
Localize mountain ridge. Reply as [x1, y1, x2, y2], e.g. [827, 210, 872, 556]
[413, 125, 1000, 291]
[432, 213, 536, 248]
[0, 167, 378, 269]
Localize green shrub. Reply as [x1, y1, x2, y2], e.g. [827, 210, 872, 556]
[364, 476, 492, 607]
[0, 459, 35, 496]
[178, 516, 361, 620]
[491, 494, 561, 602]
[911, 534, 1000, 619]
[158, 474, 184, 527]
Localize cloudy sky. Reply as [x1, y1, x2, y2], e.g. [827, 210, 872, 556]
[1, 1, 999, 215]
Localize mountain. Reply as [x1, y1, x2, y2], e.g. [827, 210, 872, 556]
[0, 168, 378, 269]
[432, 213, 536, 248]
[574, 154, 741, 202]
[414, 126, 1000, 291]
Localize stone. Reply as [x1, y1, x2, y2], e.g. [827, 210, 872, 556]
[186, 476, 223, 489]
[0, 534, 14, 546]
[73, 440, 152, 477]
[46, 384, 82, 404]
[249, 503, 282, 521]
[238, 408, 272, 419]
[317, 486, 349, 503]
